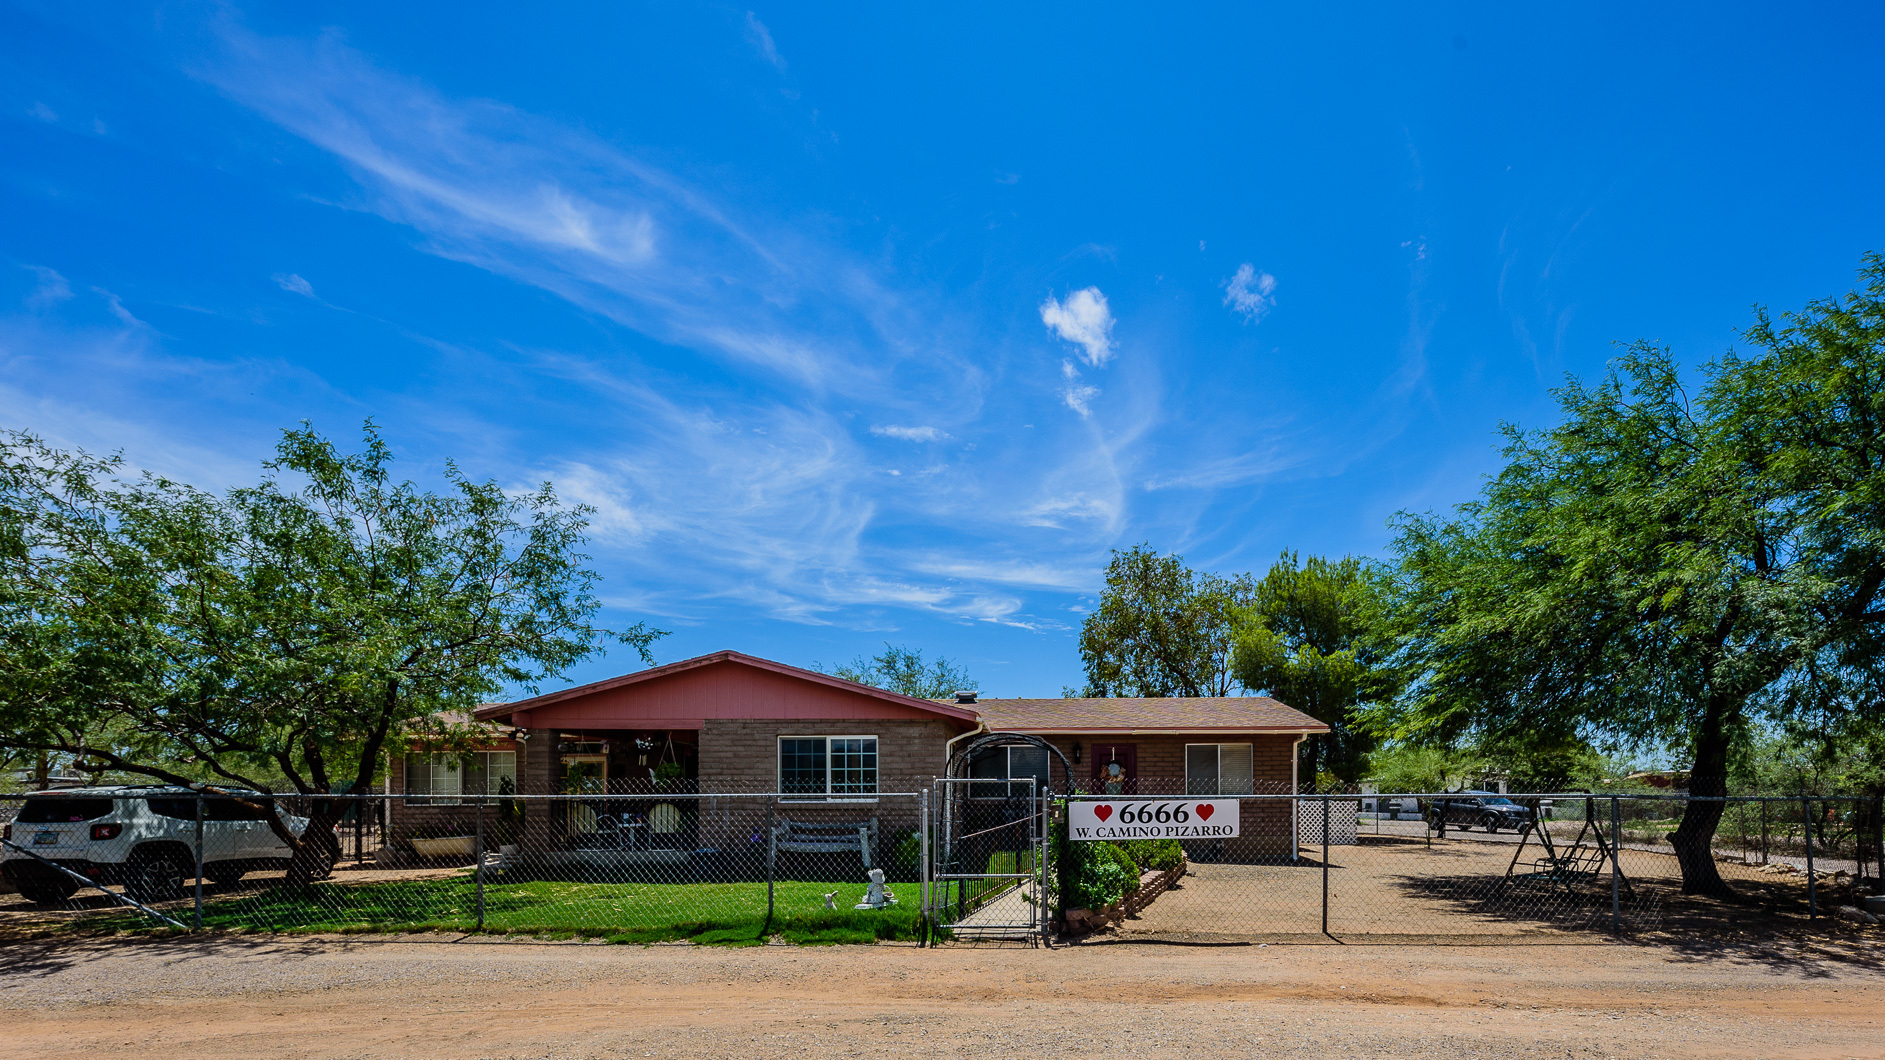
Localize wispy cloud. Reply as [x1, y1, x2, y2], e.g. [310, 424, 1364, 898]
[195, 25, 967, 399]
[274, 272, 315, 297]
[1040, 286, 1115, 367]
[744, 12, 787, 72]
[1061, 383, 1099, 418]
[1222, 263, 1276, 323]
[870, 424, 950, 442]
[23, 266, 73, 309]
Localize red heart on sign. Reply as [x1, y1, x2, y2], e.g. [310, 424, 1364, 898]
[1093, 805, 1113, 822]
[1196, 804, 1215, 821]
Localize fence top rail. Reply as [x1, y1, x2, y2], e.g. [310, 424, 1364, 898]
[0, 790, 926, 801]
[1058, 791, 1877, 804]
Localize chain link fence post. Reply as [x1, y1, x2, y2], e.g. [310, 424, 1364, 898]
[475, 797, 486, 932]
[1609, 795, 1621, 934]
[918, 787, 930, 947]
[764, 794, 775, 934]
[193, 793, 205, 932]
[1760, 798, 1769, 865]
[1320, 794, 1330, 936]
[1803, 794, 1817, 919]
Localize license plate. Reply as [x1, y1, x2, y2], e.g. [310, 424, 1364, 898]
[33, 831, 60, 845]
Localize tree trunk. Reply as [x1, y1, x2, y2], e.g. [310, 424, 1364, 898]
[1669, 695, 1736, 897]
[279, 799, 343, 886]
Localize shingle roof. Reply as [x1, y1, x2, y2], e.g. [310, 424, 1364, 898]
[964, 696, 1328, 734]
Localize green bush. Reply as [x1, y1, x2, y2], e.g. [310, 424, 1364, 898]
[888, 829, 922, 879]
[1117, 838, 1184, 873]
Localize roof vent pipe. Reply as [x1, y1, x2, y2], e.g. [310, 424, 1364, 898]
[954, 690, 978, 704]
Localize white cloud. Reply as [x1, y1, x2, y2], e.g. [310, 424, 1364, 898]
[1222, 263, 1277, 323]
[23, 266, 72, 310]
[1039, 287, 1115, 367]
[196, 26, 976, 399]
[274, 273, 315, 297]
[744, 12, 787, 71]
[28, 102, 57, 123]
[91, 288, 144, 328]
[870, 424, 950, 442]
[1061, 383, 1099, 418]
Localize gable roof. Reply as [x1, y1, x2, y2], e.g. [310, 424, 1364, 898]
[968, 696, 1328, 735]
[473, 650, 980, 725]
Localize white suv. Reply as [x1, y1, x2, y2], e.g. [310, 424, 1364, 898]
[2, 786, 318, 906]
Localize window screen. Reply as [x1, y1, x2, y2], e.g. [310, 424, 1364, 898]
[1007, 746, 1050, 788]
[1186, 743, 1254, 796]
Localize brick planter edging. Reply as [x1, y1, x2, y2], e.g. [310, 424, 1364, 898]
[1060, 858, 1188, 936]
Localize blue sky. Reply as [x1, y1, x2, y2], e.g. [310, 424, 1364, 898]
[4, 3, 1883, 696]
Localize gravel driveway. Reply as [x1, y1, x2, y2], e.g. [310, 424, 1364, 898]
[2, 933, 1881, 1059]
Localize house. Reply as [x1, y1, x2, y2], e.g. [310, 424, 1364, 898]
[385, 650, 1328, 861]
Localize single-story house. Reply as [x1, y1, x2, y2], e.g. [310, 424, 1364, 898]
[385, 650, 1328, 862]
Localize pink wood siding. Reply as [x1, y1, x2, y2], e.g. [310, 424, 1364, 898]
[509, 662, 965, 731]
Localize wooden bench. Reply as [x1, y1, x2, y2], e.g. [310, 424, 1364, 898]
[770, 818, 878, 869]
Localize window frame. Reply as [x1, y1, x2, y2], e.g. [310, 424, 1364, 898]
[405, 750, 517, 806]
[1185, 742, 1255, 797]
[777, 734, 880, 803]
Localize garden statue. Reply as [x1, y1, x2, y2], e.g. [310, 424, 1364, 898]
[854, 867, 897, 909]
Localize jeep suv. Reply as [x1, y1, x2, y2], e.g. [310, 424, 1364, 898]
[1426, 791, 1534, 834]
[1, 786, 320, 906]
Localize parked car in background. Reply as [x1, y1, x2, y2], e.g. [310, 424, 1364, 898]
[1426, 791, 1534, 834]
[1, 786, 323, 905]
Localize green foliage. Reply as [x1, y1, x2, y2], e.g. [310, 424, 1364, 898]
[1231, 552, 1400, 782]
[1116, 838, 1184, 873]
[1372, 252, 1885, 893]
[889, 828, 923, 879]
[1076, 545, 1255, 697]
[821, 643, 975, 699]
[1048, 807, 1153, 912]
[0, 423, 660, 876]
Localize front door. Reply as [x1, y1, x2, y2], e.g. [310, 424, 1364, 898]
[1090, 743, 1137, 795]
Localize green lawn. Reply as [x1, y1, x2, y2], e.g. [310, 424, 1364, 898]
[167, 873, 926, 945]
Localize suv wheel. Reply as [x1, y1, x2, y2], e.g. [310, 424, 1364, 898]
[1480, 814, 1500, 834]
[125, 848, 187, 902]
[206, 863, 247, 887]
[18, 877, 81, 906]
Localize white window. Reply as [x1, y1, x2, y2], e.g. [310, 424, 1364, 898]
[405, 751, 517, 805]
[778, 736, 878, 800]
[1186, 743, 1254, 796]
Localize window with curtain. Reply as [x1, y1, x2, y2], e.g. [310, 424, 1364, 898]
[405, 751, 517, 805]
[1186, 743, 1254, 796]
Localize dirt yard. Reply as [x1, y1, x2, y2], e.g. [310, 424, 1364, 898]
[1, 932, 1881, 1060]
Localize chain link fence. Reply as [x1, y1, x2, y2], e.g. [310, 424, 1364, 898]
[0, 789, 928, 944]
[3, 785, 1879, 944]
[1035, 786, 1883, 942]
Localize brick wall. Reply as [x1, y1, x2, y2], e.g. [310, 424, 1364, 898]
[1035, 732, 1304, 858]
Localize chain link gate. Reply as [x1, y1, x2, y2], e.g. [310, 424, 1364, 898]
[925, 777, 1050, 942]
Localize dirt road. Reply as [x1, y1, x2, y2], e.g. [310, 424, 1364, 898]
[2, 934, 1880, 1059]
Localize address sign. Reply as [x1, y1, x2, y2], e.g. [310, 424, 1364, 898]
[1067, 799, 1240, 840]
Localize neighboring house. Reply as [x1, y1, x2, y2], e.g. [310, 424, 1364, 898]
[387, 650, 1328, 860]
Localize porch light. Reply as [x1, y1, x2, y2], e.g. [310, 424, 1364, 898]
[1072, 742, 1082, 764]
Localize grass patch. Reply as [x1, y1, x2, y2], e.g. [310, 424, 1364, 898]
[104, 874, 925, 945]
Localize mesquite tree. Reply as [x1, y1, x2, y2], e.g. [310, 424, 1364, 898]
[0, 423, 658, 881]
[1374, 254, 1885, 896]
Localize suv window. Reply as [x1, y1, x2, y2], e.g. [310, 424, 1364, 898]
[18, 797, 116, 823]
[204, 797, 274, 822]
[144, 797, 197, 820]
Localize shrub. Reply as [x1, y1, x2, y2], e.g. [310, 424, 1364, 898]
[888, 829, 922, 879]
[1118, 838, 1184, 873]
